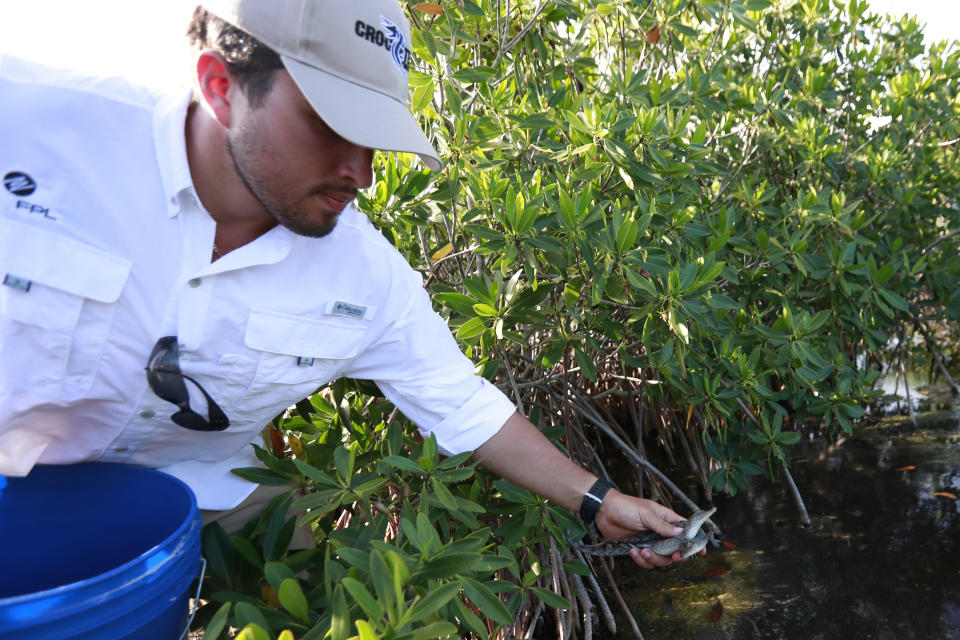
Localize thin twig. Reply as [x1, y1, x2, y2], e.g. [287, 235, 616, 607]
[735, 396, 811, 525]
[567, 389, 700, 513]
[922, 228, 960, 254]
[898, 325, 918, 427]
[915, 320, 960, 395]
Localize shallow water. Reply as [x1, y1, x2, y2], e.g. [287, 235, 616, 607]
[603, 408, 960, 639]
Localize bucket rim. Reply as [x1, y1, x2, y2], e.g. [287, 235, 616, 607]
[0, 463, 200, 607]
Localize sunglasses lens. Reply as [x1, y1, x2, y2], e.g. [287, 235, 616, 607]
[146, 335, 229, 432]
[171, 410, 217, 431]
[147, 369, 187, 404]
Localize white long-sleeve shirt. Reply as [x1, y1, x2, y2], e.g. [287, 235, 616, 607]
[0, 56, 515, 509]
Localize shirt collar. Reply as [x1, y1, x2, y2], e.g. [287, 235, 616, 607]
[152, 87, 196, 218]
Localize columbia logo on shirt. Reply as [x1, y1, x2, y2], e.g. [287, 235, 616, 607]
[332, 301, 368, 319]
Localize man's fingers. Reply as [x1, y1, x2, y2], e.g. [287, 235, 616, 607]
[646, 515, 684, 538]
[628, 547, 674, 569]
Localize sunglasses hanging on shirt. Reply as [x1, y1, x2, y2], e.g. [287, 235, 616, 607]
[145, 336, 230, 431]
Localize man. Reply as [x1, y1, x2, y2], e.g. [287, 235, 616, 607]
[0, 0, 694, 569]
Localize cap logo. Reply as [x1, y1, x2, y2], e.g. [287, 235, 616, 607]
[379, 15, 409, 76]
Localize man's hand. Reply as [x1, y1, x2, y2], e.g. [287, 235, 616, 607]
[474, 412, 707, 570]
[595, 490, 705, 569]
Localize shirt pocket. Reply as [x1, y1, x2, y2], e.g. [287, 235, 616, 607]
[0, 220, 131, 399]
[239, 308, 368, 411]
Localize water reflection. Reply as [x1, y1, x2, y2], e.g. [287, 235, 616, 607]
[606, 408, 960, 639]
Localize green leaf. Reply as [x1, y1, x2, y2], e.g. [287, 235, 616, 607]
[457, 316, 488, 339]
[417, 552, 482, 579]
[529, 586, 572, 610]
[264, 562, 298, 591]
[410, 621, 458, 640]
[369, 549, 395, 616]
[455, 597, 489, 637]
[452, 66, 496, 83]
[343, 577, 385, 621]
[332, 585, 351, 640]
[201, 603, 231, 640]
[404, 581, 461, 624]
[430, 476, 460, 512]
[877, 288, 910, 311]
[355, 620, 379, 640]
[202, 523, 234, 582]
[383, 455, 425, 475]
[230, 467, 292, 485]
[461, 577, 513, 625]
[235, 624, 272, 640]
[279, 577, 310, 622]
[234, 602, 271, 634]
[434, 292, 480, 316]
[292, 459, 342, 488]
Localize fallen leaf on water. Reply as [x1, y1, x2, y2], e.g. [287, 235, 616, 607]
[896, 465, 916, 471]
[413, 2, 444, 14]
[646, 25, 661, 43]
[933, 491, 958, 500]
[710, 599, 724, 623]
[722, 540, 737, 549]
[702, 564, 731, 577]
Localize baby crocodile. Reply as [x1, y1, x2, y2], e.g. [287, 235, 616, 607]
[576, 507, 718, 559]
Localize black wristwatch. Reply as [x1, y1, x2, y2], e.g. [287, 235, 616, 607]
[579, 478, 615, 525]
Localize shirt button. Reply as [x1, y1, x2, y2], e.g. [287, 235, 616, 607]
[188, 278, 202, 288]
[139, 409, 156, 419]
[113, 446, 129, 453]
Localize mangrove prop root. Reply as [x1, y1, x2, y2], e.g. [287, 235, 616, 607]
[570, 572, 594, 640]
[575, 547, 617, 635]
[782, 466, 811, 527]
[597, 555, 645, 640]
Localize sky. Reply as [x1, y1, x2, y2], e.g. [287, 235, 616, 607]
[0, 0, 956, 89]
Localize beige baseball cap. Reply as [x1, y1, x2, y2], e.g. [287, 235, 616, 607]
[201, 0, 442, 171]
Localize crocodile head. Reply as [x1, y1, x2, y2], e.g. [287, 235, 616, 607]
[680, 506, 717, 541]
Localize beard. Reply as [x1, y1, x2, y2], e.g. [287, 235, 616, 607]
[226, 134, 355, 239]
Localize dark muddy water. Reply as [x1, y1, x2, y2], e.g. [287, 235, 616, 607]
[604, 408, 960, 639]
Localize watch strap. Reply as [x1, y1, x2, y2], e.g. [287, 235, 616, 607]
[579, 478, 614, 525]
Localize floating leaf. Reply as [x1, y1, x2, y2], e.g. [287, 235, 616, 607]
[896, 465, 915, 472]
[702, 564, 731, 577]
[412, 3, 444, 14]
[710, 599, 724, 623]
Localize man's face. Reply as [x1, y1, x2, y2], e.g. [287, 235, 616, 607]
[226, 70, 374, 238]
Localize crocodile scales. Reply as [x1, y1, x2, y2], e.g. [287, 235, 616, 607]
[575, 507, 718, 559]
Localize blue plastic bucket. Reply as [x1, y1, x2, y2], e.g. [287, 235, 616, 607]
[0, 462, 202, 639]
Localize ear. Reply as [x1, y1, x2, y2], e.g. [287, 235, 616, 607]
[195, 50, 234, 128]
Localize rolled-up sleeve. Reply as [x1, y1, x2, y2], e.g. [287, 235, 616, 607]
[342, 270, 517, 455]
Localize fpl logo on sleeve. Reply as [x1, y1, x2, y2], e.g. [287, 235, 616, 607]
[3, 171, 37, 197]
[4, 170, 56, 221]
